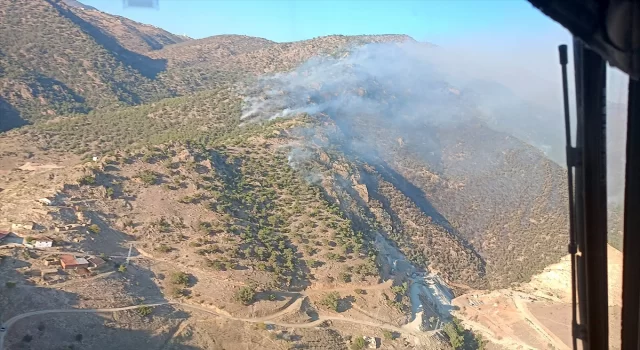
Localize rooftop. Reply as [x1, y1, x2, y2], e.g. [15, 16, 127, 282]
[76, 257, 89, 265]
[88, 257, 106, 266]
[59, 254, 77, 265]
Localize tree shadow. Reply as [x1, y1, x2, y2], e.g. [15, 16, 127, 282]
[0, 97, 29, 132]
[300, 298, 319, 321]
[337, 295, 355, 313]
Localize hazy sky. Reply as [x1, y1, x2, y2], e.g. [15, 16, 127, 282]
[83, 0, 567, 44]
[82, 0, 627, 102]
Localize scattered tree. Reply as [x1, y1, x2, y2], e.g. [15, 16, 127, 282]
[235, 286, 256, 305]
[319, 292, 340, 312]
[136, 305, 153, 317]
[88, 224, 101, 234]
[443, 322, 464, 349]
[135, 170, 159, 185]
[155, 244, 172, 253]
[350, 336, 366, 350]
[78, 175, 96, 186]
[339, 271, 351, 283]
[170, 271, 189, 286]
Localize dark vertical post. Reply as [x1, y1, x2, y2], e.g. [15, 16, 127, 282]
[572, 38, 589, 343]
[621, 78, 640, 350]
[559, 44, 580, 349]
[575, 38, 609, 349]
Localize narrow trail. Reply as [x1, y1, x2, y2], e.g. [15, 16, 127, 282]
[301, 279, 393, 295]
[0, 298, 433, 350]
[0, 302, 168, 350]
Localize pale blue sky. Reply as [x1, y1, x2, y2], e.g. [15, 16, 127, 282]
[82, 0, 568, 46]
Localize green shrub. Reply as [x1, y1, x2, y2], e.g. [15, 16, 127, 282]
[88, 224, 101, 234]
[391, 282, 408, 296]
[78, 175, 96, 186]
[155, 244, 172, 253]
[136, 305, 153, 316]
[350, 336, 366, 350]
[170, 271, 189, 286]
[235, 286, 256, 305]
[319, 292, 340, 312]
[339, 272, 351, 283]
[207, 260, 225, 271]
[135, 170, 159, 185]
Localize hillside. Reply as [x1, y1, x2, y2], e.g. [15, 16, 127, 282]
[0, 14, 568, 289]
[0, 0, 174, 129]
[0, 0, 419, 130]
[0, 3, 575, 349]
[240, 41, 569, 288]
[67, 2, 191, 54]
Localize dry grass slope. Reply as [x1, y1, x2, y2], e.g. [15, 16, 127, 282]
[69, 5, 191, 53]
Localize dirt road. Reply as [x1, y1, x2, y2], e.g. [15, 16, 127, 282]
[0, 298, 434, 350]
[0, 302, 169, 350]
[512, 293, 571, 350]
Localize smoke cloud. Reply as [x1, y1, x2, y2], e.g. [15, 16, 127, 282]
[242, 41, 566, 162]
[241, 40, 627, 203]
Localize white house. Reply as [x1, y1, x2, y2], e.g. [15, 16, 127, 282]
[24, 236, 54, 248]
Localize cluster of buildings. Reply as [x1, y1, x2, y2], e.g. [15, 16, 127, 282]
[40, 254, 107, 279]
[1, 229, 109, 279]
[0, 229, 54, 248]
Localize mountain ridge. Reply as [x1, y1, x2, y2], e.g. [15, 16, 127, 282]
[1, 0, 568, 291]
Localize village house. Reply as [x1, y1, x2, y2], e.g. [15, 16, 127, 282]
[0, 230, 9, 242]
[74, 268, 91, 278]
[59, 255, 89, 269]
[24, 236, 54, 248]
[87, 257, 106, 270]
[43, 257, 60, 266]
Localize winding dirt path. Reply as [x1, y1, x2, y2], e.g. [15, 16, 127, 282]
[0, 298, 434, 350]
